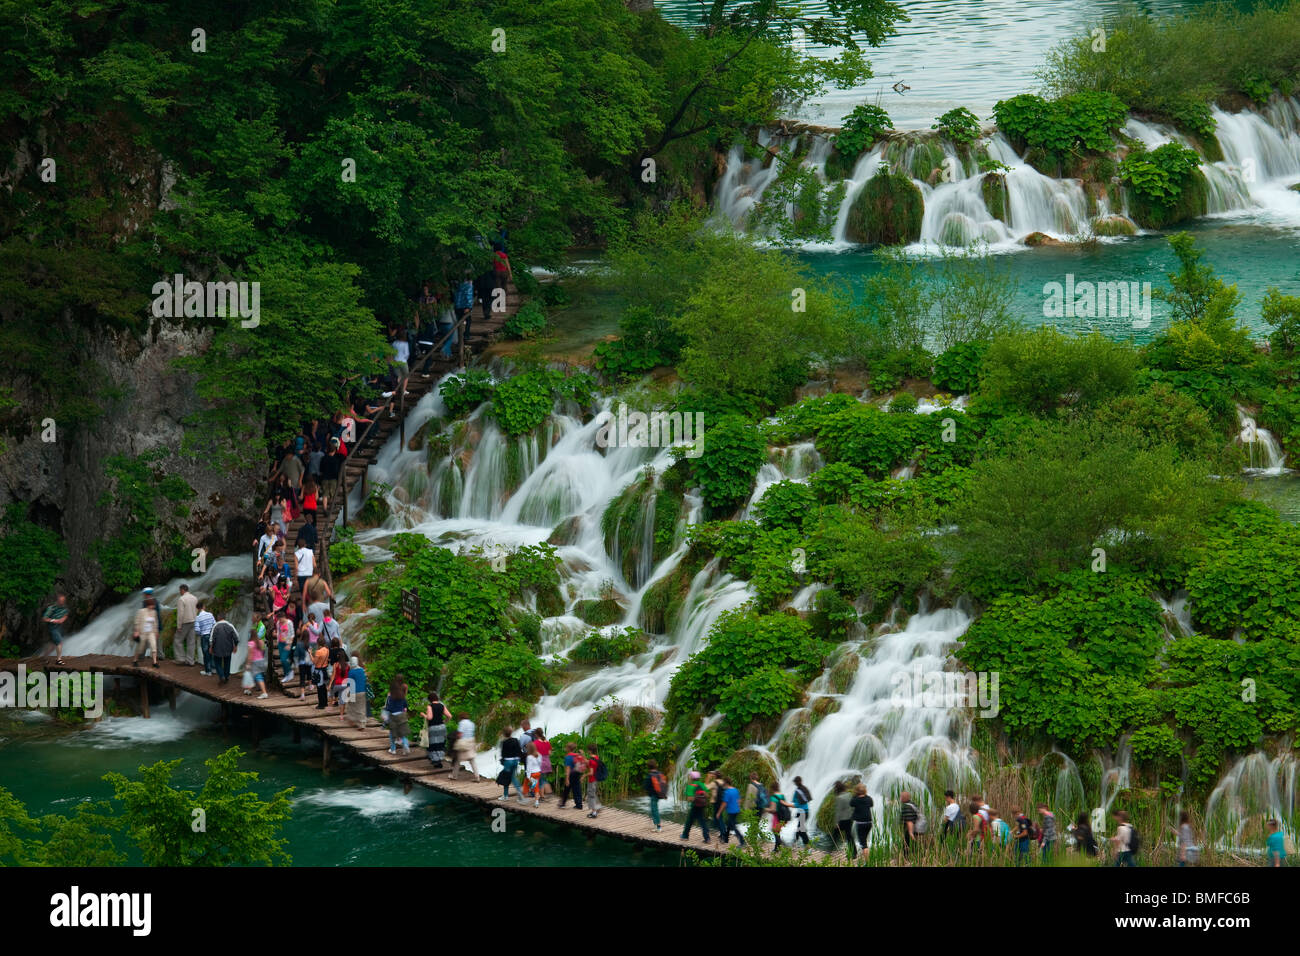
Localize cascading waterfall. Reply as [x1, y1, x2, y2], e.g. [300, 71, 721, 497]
[1236, 405, 1289, 475]
[1205, 752, 1298, 848]
[713, 96, 1300, 248]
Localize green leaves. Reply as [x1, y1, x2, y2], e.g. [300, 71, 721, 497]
[684, 415, 766, 515]
[931, 106, 981, 146]
[992, 91, 1126, 156]
[0, 503, 68, 612]
[1119, 142, 1202, 207]
[835, 103, 893, 157]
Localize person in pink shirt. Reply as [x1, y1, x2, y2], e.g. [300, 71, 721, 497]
[246, 633, 269, 700]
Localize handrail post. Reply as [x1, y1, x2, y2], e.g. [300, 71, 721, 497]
[399, 381, 406, 447]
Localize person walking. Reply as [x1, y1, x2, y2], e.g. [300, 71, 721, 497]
[42, 592, 69, 666]
[292, 631, 311, 699]
[1111, 810, 1137, 867]
[850, 783, 874, 858]
[132, 596, 160, 667]
[423, 692, 448, 766]
[174, 584, 198, 666]
[680, 770, 712, 845]
[384, 675, 410, 755]
[524, 742, 544, 806]
[1037, 803, 1057, 861]
[194, 600, 216, 675]
[768, 784, 794, 849]
[941, 790, 966, 845]
[1012, 807, 1034, 865]
[498, 726, 525, 802]
[585, 745, 604, 818]
[449, 712, 480, 781]
[346, 657, 368, 728]
[1072, 812, 1099, 857]
[294, 539, 315, 597]
[791, 777, 812, 847]
[559, 742, 583, 810]
[209, 616, 238, 683]
[644, 759, 668, 832]
[1266, 818, 1287, 867]
[900, 790, 921, 855]
[833, 781, 855, 860]
[720, 777, 746, 846]
[1176, 811, 1197, 867]
[319, 439, 343, 511]
[245, 631, 269, 699]
[311, 637, 331, 709]
[533, 729, 552, 795]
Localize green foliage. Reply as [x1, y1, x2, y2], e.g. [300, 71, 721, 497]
[104, 746, 292, 866]
[94, 450, 196, 594]
[569, 626, 649, 664]
[440, 370, 496, 419]
[1184, 504, 1300, 641]
[806, 509, 941, 616]
[809, 403, 919, 478]
[933, 340, 989, 394]
[844, 169, 923, 245]
[210, 579, 244, 618]
[980, 327, 1139, 416]
[0, 503, 67, 613]
[752, 480, 818, 532]
[356, 483, 392, 527]
[492, 368, 595, 436]
[328, 526, 364, 577]
[364, 536, 513, 695]
[666, 607, 828, 734]
[835, 103, 894, 157]
[442, 641, 544, 720]
[718, 665, 802, 733]
[1119, 142, 1202, 207]
[502, 301, 547, 340]
[953, 417, 1226, 599]
[931, 107, 982, 146]
[992, 92, 1127, 157]
[1093, 383, 1220, 462]
[0, 788, 122, 867]
[959, 572, 1164, 748]
[1261, 287, 1300, 356]
[888, 391, 919, 414]
[592, 305, 683, 382]
[685, 415, 767, 515]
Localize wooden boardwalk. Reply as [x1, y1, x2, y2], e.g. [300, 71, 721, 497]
[0, 654, 797, 860]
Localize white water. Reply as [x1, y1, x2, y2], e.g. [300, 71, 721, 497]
[1236, 406, 1289, 476]
[714, 97, 1300, 248]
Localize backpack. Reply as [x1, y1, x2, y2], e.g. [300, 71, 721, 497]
[950, 808, 967, 832]
[911, 804, 928, 835]
[752, 783, 768, 812]
[1128, 826, 1141, 855]
[691, 784, 709, 808]
[649, 771, 667, 798]
[594, 758, 609, 782]
[775, 799, 791, 823]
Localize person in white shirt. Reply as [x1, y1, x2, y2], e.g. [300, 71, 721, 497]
[294, 544, 314, 594]
[391, 336, 410, 381]
[450, 714, 479, 781]
[525, 743, 543, 807]
[194, 601, 217, 675]
[174, 584, 200, 666]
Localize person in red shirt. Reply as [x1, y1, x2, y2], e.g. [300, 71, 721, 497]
[585, 745, 602, 818]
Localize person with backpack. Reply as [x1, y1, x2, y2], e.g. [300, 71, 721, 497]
[1037, 803, 1057, 861]
[966, 800, 987, 856]
[384, 675, 410, 756]
[680, 770, 711, 845]
[559, 743, 582, 810]
[768, 785, 794, 848]
[833, 781, 856, 860]
[941, 790, 966, 844]
[497, 726, 525, 803]
[585, 745, 604, 818]
[900, 790, 924, 853]
[850, 783, 874, 857]
[719, 776, 746, 846]
[644, 759, 668, 832]
[1012, 807, 1034, 865]
[706, 771, 725, 840]
[1072, 812, 1099, 857]
[533, 728, 552, 795]
[990, 809, 1012, 850]
[791, 777, 812, 847]
[423, 692, 448, 765]
[1111, 810, 1137, 867]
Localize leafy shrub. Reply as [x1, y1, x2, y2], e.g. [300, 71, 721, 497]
[0, 503, 67, 611]
[843, 169, 923, 245]
[328, 526, 364, 577]
[765, 393, 860, 445]
[993, 92, 1127, 156]
[502, 301, 547, 339]
[811, 403, 920, 478]
[442, 641, 544, 719]
[835, 103, 893, 157]
[210, 579, 244, 618]
[569, 626, 649, 664]
[719, 665, 801, 733]
[887, 392, 918, 414]
[752, 480, 817, 531]
[931, 107, 981, 145]
[491, 368, 595, 436]
[1119, 142, 1202, 208]
[980, 327, 1138, 416]
[440, 370, 495, 419]
[685, 415, 766, 515]
[807, 510, 941, 616]
[932, 340, 989, 394]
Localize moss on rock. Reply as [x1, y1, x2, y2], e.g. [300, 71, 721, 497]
[718, 747, 779, 787]
[844, 170, 924, 245]
[1091, 214, 1137, 237]
[1126, 168, 1209, 229]
[981, 172, 1009, 223]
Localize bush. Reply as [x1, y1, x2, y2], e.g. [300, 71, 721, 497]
[442, 641, 544, 720]
[569, 626, 649, 664]
[0, 503, 67, 612]
[931, 107, 981, 146]
[836, 103, 893, 158]
[887, 391, 918, 414]
[811, 403, 919, 478]
[981, 327, 1138, 416]
[686, 415, 767, 515]
[843, 169, 923, 245]
[932, 340, 989, 394]
[440, 370, 495, 419]
[491, 368, 596, 436]
[718, 665, 801, 734]
[992, 91, 1127, 157]
[502, 301, 547, 339]
[752, 480, 817, 532]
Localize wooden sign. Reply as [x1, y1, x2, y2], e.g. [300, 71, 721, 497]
[401, 588, 420, 627]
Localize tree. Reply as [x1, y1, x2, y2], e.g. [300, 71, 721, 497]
[105, 746, 293, 866]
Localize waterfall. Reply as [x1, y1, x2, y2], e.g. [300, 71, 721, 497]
[1205, 752, 1297, 849]
[1236, 406, 1289, 475]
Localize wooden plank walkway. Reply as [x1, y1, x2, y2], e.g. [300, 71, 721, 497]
[0, 654, 818, 860]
